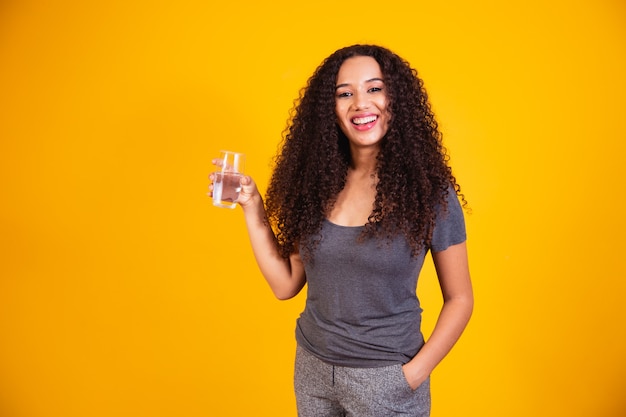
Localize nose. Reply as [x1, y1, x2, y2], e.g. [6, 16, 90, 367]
[353, 92, 370, 110]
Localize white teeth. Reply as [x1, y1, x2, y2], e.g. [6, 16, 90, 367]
[352, 116, 377, 125]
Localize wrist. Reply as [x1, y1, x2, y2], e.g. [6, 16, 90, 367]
[239, 192, 262, 210]
[402, 360, 431, 390]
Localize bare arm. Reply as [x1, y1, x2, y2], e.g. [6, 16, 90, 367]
[210, 171, 306, 300]
[402, 241, 474, 389]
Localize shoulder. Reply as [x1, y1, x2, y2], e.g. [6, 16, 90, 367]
[431, 188, 467, 252]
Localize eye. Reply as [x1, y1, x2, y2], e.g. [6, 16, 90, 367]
[368, 87, 383, 93]
[336, 91, 352, 98]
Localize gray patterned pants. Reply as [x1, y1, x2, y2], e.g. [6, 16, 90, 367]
[294, 345, 431, 417]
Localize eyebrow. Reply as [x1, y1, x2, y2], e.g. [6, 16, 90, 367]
[335, 77, 385, 90]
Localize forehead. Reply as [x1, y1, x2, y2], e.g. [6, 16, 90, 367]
[336, 56, 383, 83]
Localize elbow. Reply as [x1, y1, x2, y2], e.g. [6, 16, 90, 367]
[459, 293, 474, 312]
[274, 290, 298, 301]
[275, 293, 295, 301]
[272, 282, 305, 301]
[445, 293, 474, 320]
[466, 298, 474, 321]
[463, 295, 475, 321]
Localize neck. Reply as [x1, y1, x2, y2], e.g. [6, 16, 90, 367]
[349, 146, 379, 175]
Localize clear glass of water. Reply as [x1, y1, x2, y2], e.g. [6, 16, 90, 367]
[212, 150, 245, 209]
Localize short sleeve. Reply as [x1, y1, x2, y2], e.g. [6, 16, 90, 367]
[430, 188, 467, 253]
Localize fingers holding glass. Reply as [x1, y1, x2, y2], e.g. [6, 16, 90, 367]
[210, 150, 245, 209]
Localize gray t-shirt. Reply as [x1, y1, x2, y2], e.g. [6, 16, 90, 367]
[295, 190, 466, 367]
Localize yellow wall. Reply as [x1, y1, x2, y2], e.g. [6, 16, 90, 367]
[1, 1, 625, 416]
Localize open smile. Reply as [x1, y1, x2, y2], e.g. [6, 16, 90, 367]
[352, 115, 378, 125]
[350, 115, 380, 131]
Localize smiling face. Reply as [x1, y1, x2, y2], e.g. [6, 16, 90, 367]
[335, 55, 390, 152]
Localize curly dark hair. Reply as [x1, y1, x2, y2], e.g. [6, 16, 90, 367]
[265, 44, 466, 260]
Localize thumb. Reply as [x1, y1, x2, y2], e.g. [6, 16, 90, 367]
[240, 175, 256, 191]
[240, 175, 252, 187]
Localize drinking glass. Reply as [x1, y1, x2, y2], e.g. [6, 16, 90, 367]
[212, 150, 245, 209]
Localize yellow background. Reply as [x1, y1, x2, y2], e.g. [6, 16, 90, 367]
[1, 0, 625, 416]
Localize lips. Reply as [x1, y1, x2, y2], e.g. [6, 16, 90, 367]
[351, 114, 378, 131]
[352, 115, 377, 125]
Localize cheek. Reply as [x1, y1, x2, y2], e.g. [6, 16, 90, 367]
[334, 112, 351, 136]
[336, 120, 350, 136]
[334, 106, 347, 125]
[334, 102, 344, 118]
[379, 97, 389, 113]
[381, 102, 392, 124]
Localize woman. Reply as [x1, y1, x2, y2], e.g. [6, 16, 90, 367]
[211, 44, 473, 417]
